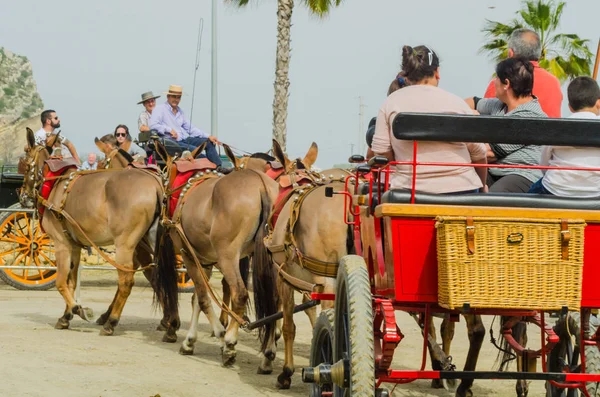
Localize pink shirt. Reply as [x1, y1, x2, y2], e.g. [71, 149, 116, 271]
[372, 85, 486, 193]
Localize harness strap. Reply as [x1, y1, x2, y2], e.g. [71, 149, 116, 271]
[168, 222, 249, 327]
[37, 194, 153, 273]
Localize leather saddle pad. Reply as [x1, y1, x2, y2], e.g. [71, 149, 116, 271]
[45, 158, 80, 173]
[129, 163, 160, 172]
[174, 158, 216, 173]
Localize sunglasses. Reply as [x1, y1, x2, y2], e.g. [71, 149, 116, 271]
[116, 133, 127, 137]
[52, 117, 59, 120]
[170, 95, 182, 99]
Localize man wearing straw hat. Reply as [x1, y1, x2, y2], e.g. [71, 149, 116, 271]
[137, 91, 160, 133]
[150, 84, 229, 172]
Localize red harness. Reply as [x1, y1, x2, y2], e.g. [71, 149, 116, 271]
[39, 166, 78, 216]
[168, 170, 196, 218]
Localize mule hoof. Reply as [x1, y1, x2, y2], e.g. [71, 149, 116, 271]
[444, 378, 457, 390]
[96, 316, 108, 326]
[162, 332, 178, 343]
[431, 379, 444, 389]
[222, 349, 237, 367]
[55, 319, 69, 330]
[80, 307, 94, 322]
[179, 346, 194, 356]
[257, 367, 273, 375]
[100, 327, 114, 336]
[456, 387, 473, 397]
[276, 374, 292, 390]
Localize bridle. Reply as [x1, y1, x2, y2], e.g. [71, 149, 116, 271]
[20, 145, 47, 207]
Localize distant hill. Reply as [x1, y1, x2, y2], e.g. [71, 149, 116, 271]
[0, 47, 44, 165]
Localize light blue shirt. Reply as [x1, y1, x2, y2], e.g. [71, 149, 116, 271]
[149, 102, 208, 140]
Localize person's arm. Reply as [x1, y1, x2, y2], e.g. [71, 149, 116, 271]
[467, 143, 488, 191]
[485, 143, 497, 162]
[540, 146, 552, 174]
[371, 107, 394, 161]
[149, 108, 170, 136]
[138, 113, 150, 133]
[65, 142, 81, 163]
[130, 142, 147, 159]
[472, 157, 489, 192]
[181, 112, 208, 139]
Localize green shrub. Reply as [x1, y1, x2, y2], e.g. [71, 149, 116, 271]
[0, 99, 6, 112]
[3, 87, 15, 96]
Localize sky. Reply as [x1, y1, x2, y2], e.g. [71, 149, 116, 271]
[1, 0, 599, 167]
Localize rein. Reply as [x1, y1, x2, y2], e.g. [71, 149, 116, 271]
[33, 166, 157, 273]
[157, 165, 249, 327]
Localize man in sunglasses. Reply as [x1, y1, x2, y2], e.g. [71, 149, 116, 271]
[34, 109, 81, 163]
[149, 84, 231, 174]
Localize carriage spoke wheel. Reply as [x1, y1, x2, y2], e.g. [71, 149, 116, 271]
[546, 311, 600, 397]
[309, 309, 335, 397]
[0, 204, 56, 290]
[333, 255, 375, 397]
[176, 255, 194, 293]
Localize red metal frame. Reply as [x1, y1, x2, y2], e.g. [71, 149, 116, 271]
[319, 140, 600, 392]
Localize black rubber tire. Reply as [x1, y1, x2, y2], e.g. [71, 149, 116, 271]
[333, 255, 375, 397]
[0, 204, 56, 290]
[309, 309, 335, 397]
[546, 312, 600, 397]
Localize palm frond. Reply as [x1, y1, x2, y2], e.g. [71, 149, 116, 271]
[225, 0, 251, 6]
[480, 0, 592, 81]
[302, 0, 343, 16]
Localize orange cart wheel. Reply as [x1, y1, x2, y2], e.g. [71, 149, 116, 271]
[0, 204, 57, 290]
[176, 255, 194, 293]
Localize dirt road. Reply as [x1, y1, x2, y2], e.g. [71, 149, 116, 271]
[0, 271, 547, 396]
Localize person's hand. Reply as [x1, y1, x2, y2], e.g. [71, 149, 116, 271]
[208, 135, 219, 144]
[170, 130, 178, 139]
[482, 184, 489, 193]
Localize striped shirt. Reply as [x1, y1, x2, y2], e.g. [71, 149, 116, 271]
[476, 97, 547, 182]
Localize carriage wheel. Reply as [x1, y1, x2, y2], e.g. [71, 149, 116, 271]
[333, 255, 375, 397]
[546, 311, 600, 397]
[310, 309, 335, 397]
[176, 255, 194, 293]
[0, 204, 56, 290]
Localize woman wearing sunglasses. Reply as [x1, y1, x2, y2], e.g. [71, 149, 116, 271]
[114, 124, 147, 161]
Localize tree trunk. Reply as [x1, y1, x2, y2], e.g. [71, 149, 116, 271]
[272, 0, 293, 151]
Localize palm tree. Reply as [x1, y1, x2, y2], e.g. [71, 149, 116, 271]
[480, 0, 593, 83]
[226, 0, 342, 150]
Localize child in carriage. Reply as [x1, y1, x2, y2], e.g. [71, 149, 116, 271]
[528, 76, 600, 197]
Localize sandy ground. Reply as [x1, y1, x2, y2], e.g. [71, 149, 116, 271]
[0, 270, 549, 397]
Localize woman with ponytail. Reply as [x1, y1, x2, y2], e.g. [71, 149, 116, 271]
[372, 45, 488, 193]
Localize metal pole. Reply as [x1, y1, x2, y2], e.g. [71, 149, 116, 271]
[211, 0, 219, 138]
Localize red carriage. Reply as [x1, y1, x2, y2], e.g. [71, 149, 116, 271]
[301, 113, 600, 396]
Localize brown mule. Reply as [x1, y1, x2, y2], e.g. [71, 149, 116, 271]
[19, 128, 180, 340]
[94, 139, 182, 338]
[251, 140, 355, 389]
[152, 141, 281, 366]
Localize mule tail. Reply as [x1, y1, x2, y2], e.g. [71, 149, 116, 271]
[493, 316, 521, 371]
[152, 214, 179, 317]
[252, 189, 278, 352]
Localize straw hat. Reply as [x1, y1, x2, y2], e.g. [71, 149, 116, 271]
[137, 91, 161, 105]
[163, 85, 184, 96]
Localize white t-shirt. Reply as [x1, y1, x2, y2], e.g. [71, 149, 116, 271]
[34, 128, 72, 158]
[541, 111, 600, 197]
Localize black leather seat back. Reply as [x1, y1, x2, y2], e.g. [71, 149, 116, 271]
[382, 190, 600, 211]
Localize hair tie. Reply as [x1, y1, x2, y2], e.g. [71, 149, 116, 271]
[397, 76, 406, 87]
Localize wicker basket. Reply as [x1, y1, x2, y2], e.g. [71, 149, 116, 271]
[435, 216, 585, 311]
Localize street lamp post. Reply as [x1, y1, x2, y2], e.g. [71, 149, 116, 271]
[211, 0, 218, 138]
